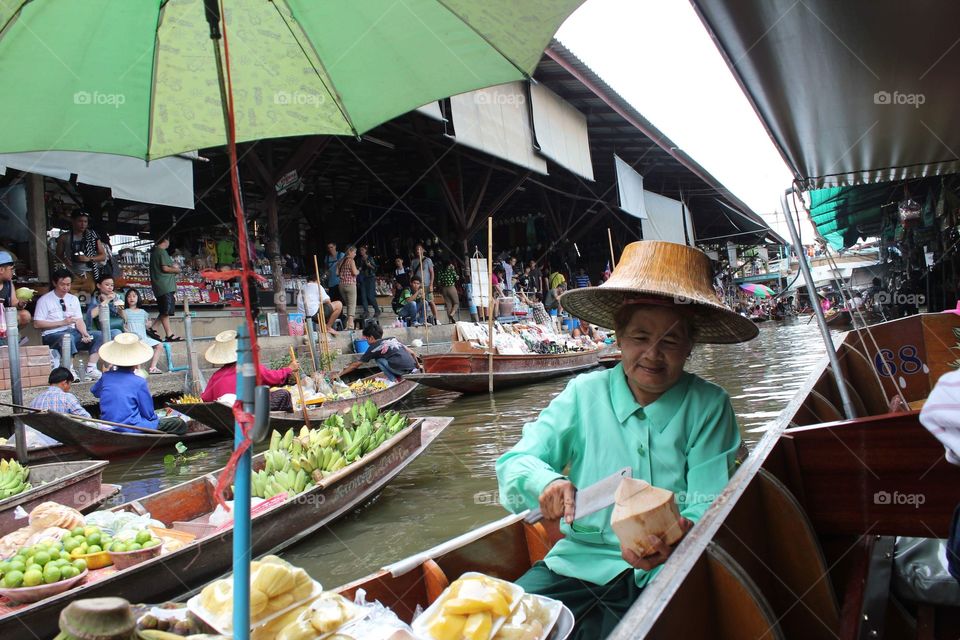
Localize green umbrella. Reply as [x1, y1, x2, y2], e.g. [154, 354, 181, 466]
[0, 0, 584, 160]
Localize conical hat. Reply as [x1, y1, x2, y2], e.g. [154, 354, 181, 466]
[560, 241, 758, 344]
[98, 333, 153, 367]
[205, 330, 238, 365]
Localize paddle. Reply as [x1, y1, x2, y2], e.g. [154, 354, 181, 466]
[288, 346, 312, 429]
[0, 400, 170, 434]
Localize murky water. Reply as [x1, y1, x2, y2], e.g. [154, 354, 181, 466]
[100, 319, 831, 590]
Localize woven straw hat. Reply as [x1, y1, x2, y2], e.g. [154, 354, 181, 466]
[205, 330, 239, 365]
[98, 333, 154, 367]
[560, 241, 758, 344]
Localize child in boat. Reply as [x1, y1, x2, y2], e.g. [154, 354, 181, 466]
[92, 333, 188, 434]
[496, 240, 758, 639]
[335, 321, 418, 382]
[201, 330, 296, 411]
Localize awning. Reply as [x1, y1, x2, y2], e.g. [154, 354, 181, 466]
[809, 184, 895, 249]
[0, 151, 195, 209]
[691, 1, 960, 189]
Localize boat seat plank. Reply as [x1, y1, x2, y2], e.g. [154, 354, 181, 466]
[714, 469, 841, 640]
[422, 559, 449, 604]
[645, 544, 785, 640]
[784, 414, 960, 537]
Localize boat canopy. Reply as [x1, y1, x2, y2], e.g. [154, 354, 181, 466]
[690, 0, 960, 189]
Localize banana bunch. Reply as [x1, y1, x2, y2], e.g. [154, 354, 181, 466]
[173, 394, 201, 404]
[254, 401, 409, 500]
[0, 459, 31, 499]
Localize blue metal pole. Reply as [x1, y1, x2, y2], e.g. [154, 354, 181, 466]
[232, 324, 255, 639]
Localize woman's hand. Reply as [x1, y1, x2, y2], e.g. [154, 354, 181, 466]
[620, 518, 693, 571]
[538, 478, 576, 524]
[289, 361, 300, 374]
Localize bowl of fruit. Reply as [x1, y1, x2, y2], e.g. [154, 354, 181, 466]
[63, 525, 115, 570]
[107, 530, 163, 570]
[0, 542, 89, 603]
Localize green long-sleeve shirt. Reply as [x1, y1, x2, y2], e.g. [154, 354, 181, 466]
[496, 364, 740, 587]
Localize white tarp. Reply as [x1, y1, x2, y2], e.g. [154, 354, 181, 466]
[643, 191, 691, 245]
[449, 83, 547, 174]
[415, 101, 444, 122]
[614, 155, 647, 219]
[0, 151, 195, 209]
[530, 82, 594, 180]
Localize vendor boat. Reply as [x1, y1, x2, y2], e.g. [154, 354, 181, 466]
[407, 342, 600, 393]
[172, 374, 419, 435]
[16, 413, 222, 458]
[0, 416, 453, 638]
[598, 350, 622, 369]
[332, 313, 960, 639]
[0, 440, 84, 464]
[0, 460, 119, 536]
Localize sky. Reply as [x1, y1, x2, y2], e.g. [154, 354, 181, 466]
[557, 0, 813, 241]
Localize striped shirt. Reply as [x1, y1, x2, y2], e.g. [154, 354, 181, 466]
[919, 369, 960, 465]
[30, 386, 91, 418]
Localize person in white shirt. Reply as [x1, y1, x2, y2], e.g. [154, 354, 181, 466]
[296, 276, 343, 335]
[33, 269, 104, 381]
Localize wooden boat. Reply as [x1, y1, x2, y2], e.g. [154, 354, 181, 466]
[598, 351, 622, 369]
[408, 342, 600, 393]
[825, 308, 853, 328]
[333, 313, 960, 638]
[17, 412, 221, 459]
[172, 375, 420, 435]
[0, 440, 84, 464]
[0, 416, 452, 638]
[0, 460, 120, 536]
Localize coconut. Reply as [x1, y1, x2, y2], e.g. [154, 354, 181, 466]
[610, 478, 684, 557]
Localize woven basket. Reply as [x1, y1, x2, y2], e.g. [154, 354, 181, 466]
[560, 241, 757, 344]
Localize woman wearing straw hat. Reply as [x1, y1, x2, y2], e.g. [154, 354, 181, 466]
[91, 333, 188, 434]
[201, 330, 297, 411]
[496, 241, 757, 639]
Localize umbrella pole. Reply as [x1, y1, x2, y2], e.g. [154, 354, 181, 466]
[289, 346, 311, 429]
[607, 227, 616, 269]
[312, 255, 331, 372]
[487, 217, 494, 394]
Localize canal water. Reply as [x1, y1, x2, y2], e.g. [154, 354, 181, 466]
[101, 319, 831, 590]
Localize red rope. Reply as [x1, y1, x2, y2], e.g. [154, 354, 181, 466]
[212, 0, 264, 508]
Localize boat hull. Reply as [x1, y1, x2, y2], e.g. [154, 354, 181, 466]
[0, 417, 452, 638]
[0, 460, 119, 536]
[18, 413, 221, 458]
[408, 350, 599, 393]
[174, 378, 419, 434]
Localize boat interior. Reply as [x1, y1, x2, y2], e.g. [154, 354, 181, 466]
[338, 314, 960, 639]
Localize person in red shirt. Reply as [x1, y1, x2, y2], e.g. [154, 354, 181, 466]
[201, 330, 297, 411]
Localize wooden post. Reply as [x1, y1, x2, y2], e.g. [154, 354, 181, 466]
[265, 193, 287, 313]
[487, 217, 494, 395]
[418, 247, 424, 324]
[607, 227, 617, 270]
[312, 255, 331, 372]
[288, 346, 311, 429]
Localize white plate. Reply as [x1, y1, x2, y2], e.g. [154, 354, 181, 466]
[412, 572, 525, 640]
[187, 579, 323, 636]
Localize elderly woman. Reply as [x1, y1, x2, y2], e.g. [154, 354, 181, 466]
[496, 241, 757, 639]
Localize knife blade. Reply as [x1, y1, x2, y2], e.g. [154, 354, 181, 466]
[523, 466, 632, 524]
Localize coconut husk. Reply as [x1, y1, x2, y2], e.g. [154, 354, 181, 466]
[57, 597, 137, 640]
[610, 477, 684, 557]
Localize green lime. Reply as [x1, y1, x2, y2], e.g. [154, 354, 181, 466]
[83, 526, 99, 537]
[71, 559, 87, 572]
[2, 570, 23, 588]
[143, 538, 162, 548]
[60, 566, 79, 580]
[86, 545, 102, 554]
[85, 532, 101, 547]
[22, 569, 42, 587]
[110, 542, 127, 553]
[127, 543, 142, 551]
[59, 551, 71, 561]
[62, 537, 80, 553]
[134, 530, 152, 545]
[0, 560, 11, 574]
[26, 564, 43, 574]
[42, 565, 61, 584]
[8, 560, 25, 574]
[71, 527, 85, 537]
[32, 551, 51, 566]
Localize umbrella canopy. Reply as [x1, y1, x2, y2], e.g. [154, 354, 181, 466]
[0, 0, 584, 160]
[740, 283, 775, 298]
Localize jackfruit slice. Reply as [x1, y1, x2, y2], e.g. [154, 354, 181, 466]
[463, 611, 493, 640]
[426, 612, 467, 640]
